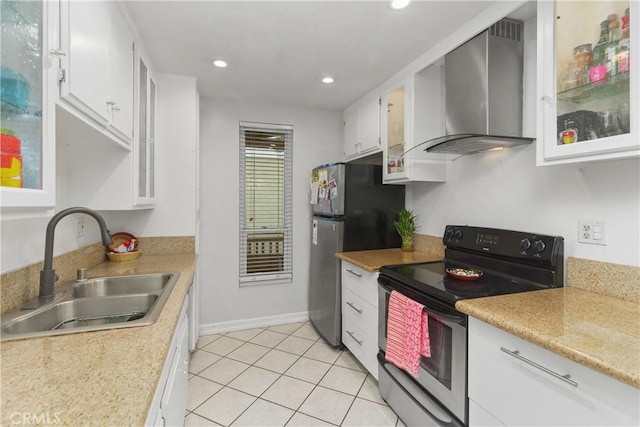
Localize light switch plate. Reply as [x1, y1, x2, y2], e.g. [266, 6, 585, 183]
[578, 220, 606, 245]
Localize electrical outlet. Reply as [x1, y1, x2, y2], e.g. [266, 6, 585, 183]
[578, 220, 605, 245]
[76, 218, 85, 238]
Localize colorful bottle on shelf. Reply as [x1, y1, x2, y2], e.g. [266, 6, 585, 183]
[617, 8, 630, 73]
[1, 129, 23, 188]
[606, 14, 622, 77]
[590, 19, 609, 83]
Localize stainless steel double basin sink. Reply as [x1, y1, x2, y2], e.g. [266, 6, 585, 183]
[1, 273, 180, 341]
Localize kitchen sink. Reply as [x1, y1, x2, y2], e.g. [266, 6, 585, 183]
[1, 273, 180, 341]
[71, 273, 174, 298]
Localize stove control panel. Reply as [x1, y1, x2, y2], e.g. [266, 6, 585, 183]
[443, 225, 563, 264]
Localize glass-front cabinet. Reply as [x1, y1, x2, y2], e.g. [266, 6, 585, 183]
[382, 83, 408, 181]
[382, 64, 447, 184]
[1, 0, 57, 209]
[537, 0, 638, 165]
[134, 52, 156, 206]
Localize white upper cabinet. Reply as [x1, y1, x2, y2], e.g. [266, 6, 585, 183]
[343, 97, 381, 160]
[537, 0, 639, 165]
[107, 1, 134, 143]
[381, 82, 408, 181]
[382, 65, 447, 184]
[1, 0, 58, 210]
[56, 1, 156, 210]
[59, 0, 134, 148]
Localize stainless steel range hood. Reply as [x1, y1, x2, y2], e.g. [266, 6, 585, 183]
[424, 19, 534, 156]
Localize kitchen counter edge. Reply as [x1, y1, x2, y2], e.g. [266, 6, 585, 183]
[456, 287, 640, 389]
[336, 248, 443, 272]
[0, 253, 196, 426]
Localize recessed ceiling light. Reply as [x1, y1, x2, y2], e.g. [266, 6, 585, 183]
[389, 0, 411, 10]
[212, 59, 227, 68]
[322, 77, 334, 84]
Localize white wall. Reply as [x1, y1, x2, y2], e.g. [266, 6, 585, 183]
[1, 74, 198, 274]
[199, 99, 342, 328]
[407, 148, 640, 267]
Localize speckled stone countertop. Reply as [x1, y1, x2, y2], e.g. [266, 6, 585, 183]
[0, 253, 196, 426]
[456, 287, 640, 388]
[335, 248, 443, 272]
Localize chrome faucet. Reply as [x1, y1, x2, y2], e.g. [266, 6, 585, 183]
[38, 207, 113, 304]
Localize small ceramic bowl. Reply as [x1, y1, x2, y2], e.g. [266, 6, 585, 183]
[446, 268, 483, 281]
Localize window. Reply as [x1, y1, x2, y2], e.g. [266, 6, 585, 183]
[239, 122, 293, 284]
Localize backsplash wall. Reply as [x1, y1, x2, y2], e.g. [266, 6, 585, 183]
[407, 146, 640, 267]
[0, 236, 195, 314]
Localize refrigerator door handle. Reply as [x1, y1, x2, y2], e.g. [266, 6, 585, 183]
[346, 268, 363, 278]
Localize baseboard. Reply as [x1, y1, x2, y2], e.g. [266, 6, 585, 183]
[199, 311, 310, 336]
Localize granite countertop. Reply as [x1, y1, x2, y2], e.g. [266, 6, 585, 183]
[335, 248, 443, 272]
[0, 253, 196, 426]
[456, 287, 640, 388]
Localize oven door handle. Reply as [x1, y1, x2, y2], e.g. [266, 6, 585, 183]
[423, 307, 466, 326]
[379, 283, 466, 326]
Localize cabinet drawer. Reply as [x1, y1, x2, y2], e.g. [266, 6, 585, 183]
[341, 262, 378, 307]
[342, 288, 377, 341]
[468, 318, 639, 426]
[342, 310, 378, 380]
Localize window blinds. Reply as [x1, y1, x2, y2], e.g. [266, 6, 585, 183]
[239, 122, 293, 284]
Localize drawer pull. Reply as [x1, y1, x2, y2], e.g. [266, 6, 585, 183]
[346, 269, 363, 278]
[346, 301, 363, 314]
[500, 347, 578, 387]
[346, 330, 363, 345]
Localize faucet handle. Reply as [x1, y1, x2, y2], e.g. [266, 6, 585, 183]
[76, 268, 87, 281]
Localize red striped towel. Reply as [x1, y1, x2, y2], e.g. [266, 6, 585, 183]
[385, 290, 431, 377]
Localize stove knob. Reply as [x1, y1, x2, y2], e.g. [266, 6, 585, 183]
[520, 238, 532, 251]
[445, 229, 454, 240]
[534, 240, 546, 253]
[454, 230, 463, 240]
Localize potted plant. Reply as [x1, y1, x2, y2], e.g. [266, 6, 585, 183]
[394, 208, 418, 252]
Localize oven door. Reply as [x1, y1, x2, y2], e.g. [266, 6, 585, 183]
[378, 275, 467, 425]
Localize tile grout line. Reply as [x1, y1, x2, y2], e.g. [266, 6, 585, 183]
[191, 321, 309, 425]
[223, 322, 310, 426]
[190, 321, 392, 426]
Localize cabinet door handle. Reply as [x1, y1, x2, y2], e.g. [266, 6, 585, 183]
[107, 101, 120, 113]
[346, 330, 363, 345]
[49, 49, 66, 57]
[346, 269, 362, 278]
[346, 301, 363, 314]
[500, 347, 578, 387]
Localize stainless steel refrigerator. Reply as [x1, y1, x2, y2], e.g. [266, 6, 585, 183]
[309, 162, 405, 346]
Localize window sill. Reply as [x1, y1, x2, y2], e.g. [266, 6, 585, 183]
[239, 274, 293, 287]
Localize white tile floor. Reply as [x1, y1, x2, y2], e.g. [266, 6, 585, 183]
[185, 321, 403, 427]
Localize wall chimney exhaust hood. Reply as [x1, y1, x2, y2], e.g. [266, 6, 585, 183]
[423, 19, 534, 156]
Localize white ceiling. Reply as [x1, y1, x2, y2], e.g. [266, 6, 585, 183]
[125, 1, 496, 111]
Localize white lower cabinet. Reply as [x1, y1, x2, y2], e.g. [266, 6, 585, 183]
[341, 261, 379, 379]
[146, 298, 189, 426]
[468, 317, 639, 427]
[468, 399, 505, 427]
